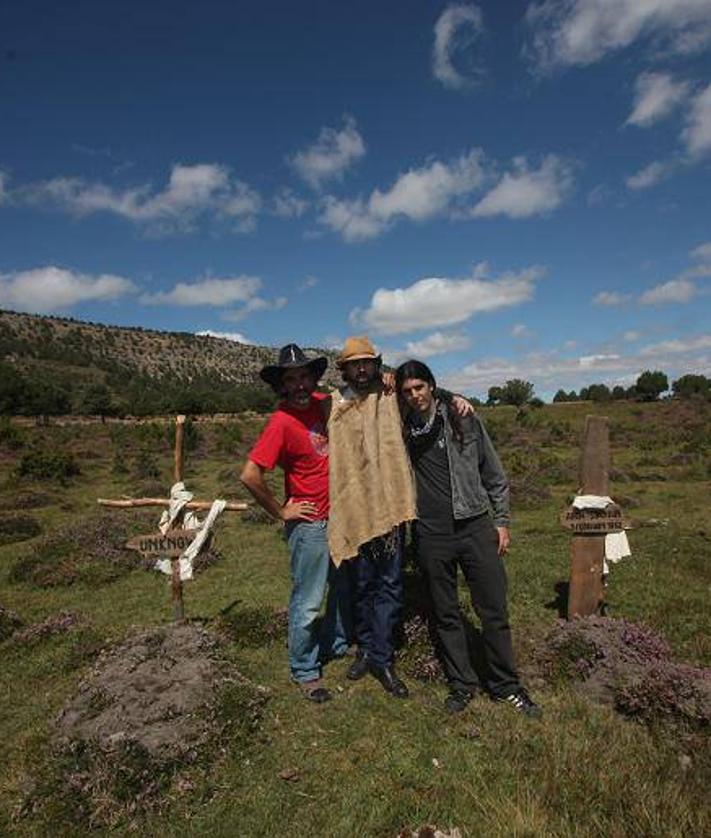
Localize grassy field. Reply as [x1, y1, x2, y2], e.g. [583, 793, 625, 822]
[0, 400, 709, 837]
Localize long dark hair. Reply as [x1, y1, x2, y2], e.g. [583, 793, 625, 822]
[395, 359, 464, 448]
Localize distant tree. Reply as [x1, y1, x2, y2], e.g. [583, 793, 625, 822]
[590, 383, 612, 402]
[529, 397, 545, 408]
[672, 373, 710, 399]
[487, 386, 503, 406]
[80, 383, 114, 420]
[0, 362, 27, 414]
[553, 389, 578, 403]
[499, 379, 535, 406]
[626, 385, 638, 400]
[611, 385, 627, 400]
[24, 380, 70, 417]
[635, 370, 668, 402]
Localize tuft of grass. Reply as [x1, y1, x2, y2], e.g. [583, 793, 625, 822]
[0, 514, 42, 546]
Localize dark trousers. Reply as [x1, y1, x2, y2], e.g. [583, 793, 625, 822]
[417, 515, 519, 698]
[350, 528, 403, 669]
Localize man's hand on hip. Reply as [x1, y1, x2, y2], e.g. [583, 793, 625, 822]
[281, 499, 318, 521]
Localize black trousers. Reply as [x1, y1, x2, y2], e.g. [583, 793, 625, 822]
[417, 515, 519, 698]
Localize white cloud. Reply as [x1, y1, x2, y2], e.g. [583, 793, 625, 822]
[404, 331, 471, 359]
[623, 330, 641, 342]
[298, 275, 319, 292]
[0, 171, 7, 204]
[471, 155, 574, 219]
[141, 276, 262, 306]
[682, 83, 711, 157]
[351, 263, 543, 335]
[586, 183, 613, 206]
[320, 149, 486, 241]
[0, 266, 136, 314]
[439, 334, 711, 397]
[592, 291, 631, 307]
[511, 323, 532, 338]
[625, 160, 672, 190]
[19, 163, 261, 234]
[626, 72, 691, 127]
[272, 188, 309, 218]
[639, 278, 698, 305]
[383, 332, 471, 366]
[639, 334, 711, 355]
[691, 241, 711, 263]
[442, 350, 635, 395]
[195, 329, 252, 345]
[525, 0, 711, 71]
[222, 295, 288, 323]
[290, 116, 365, 190]
[432, 4, 485, 90]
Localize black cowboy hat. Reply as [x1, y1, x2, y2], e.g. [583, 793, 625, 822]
[259, 343, 328, 388]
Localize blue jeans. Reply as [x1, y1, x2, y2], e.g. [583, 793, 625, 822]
[285, 520, 352, 684]
[350, 528, 403, 669]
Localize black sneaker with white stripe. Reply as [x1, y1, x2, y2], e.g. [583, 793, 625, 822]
[496, 687, 541, 718]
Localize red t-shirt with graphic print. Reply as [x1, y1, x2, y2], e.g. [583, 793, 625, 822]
[248, 393, 329, 519]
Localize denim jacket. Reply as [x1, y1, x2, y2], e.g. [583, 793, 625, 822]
[437, 400, 510, 527]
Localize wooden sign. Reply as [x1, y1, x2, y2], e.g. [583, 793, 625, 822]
[560, 504, 629, 534]
[125, 529, 199, 557]
[568, 416, 609, 618]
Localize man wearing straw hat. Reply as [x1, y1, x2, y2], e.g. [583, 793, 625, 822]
[240, 343, 351, 703]
[326, 336, 472, 699]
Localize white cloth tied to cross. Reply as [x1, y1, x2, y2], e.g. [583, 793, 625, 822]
[154, 481, 227, 581]
[572, 493, 631, 574]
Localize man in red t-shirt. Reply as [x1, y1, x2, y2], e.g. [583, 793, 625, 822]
[240, 344, 350, 703]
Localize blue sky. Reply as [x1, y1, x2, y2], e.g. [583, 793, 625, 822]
[1, 0, 710, 399]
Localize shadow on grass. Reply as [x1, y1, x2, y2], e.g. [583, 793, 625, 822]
[545, 580, 570, 619]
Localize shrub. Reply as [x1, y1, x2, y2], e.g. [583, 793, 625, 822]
[213, 422, 243, 454]
[16, 452, 80, 484]
[0, 416, 25, 449]
[131, 451, 161, 481]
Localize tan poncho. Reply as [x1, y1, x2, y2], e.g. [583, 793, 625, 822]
[327, 386, 416, 565]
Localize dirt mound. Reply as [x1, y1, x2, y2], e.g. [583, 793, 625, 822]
[537, 616, 711, 729]
[26, 623, 270, 827]
[56, 623, 248, 759]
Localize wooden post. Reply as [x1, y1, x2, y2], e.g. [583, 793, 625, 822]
[172, 414, 187, 622]
[568, 415, 609, 618]
[174, 414, 186, 483]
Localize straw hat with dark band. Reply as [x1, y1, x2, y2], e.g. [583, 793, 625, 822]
[336, 336, 381, 369]
[259, 343, 328, 388]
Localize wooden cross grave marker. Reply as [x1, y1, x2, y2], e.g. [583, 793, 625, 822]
[562, 415, 630, 618]
[98, 415, 248, 621]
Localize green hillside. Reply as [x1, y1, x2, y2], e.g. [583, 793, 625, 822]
[0, 309, 340, 416]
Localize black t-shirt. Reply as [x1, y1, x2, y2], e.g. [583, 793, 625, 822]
[409, 414, 454, 535]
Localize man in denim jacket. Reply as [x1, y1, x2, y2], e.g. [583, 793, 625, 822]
[396, 359, 540, 717]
